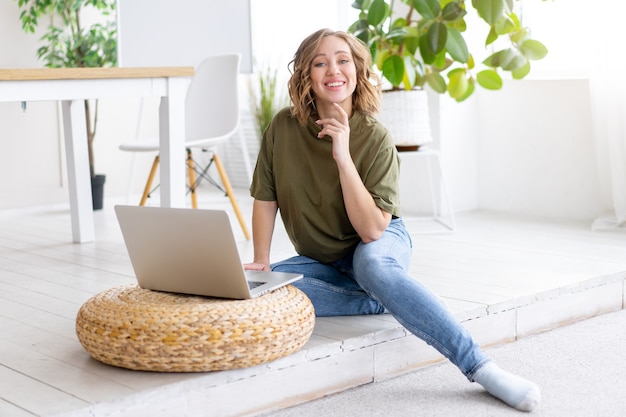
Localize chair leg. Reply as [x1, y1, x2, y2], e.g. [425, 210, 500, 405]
[186, 148, 198, 209]
[140, 156, 160, 206]
[212, 153, 251, 240]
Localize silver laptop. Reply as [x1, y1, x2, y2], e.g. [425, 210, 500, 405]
[114, 205, 302, 299]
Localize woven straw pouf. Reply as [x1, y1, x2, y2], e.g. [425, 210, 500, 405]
[76, 284, 315, 372]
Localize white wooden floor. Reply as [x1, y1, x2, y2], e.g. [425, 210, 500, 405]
[1, 189, 625, 417]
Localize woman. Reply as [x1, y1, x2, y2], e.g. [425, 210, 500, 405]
[245, 28, 540, 412]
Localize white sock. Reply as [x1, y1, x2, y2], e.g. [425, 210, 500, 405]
[473, 362, 541, 412]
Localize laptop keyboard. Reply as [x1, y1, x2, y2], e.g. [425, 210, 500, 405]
[248, 281, 266, 289]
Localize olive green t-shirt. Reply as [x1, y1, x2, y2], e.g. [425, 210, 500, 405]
[250, 107, 401, 264]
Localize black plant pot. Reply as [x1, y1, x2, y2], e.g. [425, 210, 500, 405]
[91, 174, 106, 211]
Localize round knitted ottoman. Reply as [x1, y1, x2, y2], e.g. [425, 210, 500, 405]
[75, 284, 315, 372]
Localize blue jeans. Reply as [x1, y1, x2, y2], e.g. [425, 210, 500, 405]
[272, 218, 490, 380]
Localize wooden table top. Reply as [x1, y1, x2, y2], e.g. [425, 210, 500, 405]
[0, 67, 195, 81]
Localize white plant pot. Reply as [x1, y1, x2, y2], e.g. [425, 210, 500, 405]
[377, 89, 433, 148]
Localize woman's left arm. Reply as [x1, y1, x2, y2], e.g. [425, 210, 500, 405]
[317, 103, 392, 243]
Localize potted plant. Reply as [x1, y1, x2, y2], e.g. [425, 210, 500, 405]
[248, 63, 289, 139]
[14, 0, 117, 210]
[349, 0, 548, 99]
[348, 0, 548, 146]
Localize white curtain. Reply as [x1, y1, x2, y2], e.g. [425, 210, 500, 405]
[589, 2, 626, 231]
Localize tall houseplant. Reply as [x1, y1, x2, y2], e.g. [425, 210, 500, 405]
[15, 0, 117, 209]
[349, 0, 549, 101]
[248, 64, 289, 139]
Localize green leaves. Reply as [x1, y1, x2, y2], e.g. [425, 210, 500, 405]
[368, 0, 389, 26]
[484, 48, 525, 71]
[413, 0, 440, 20]
[482, 38, 547, 80]
[14, 0, 117, 68]
[442, 1, 466, 22]
[445, 28, 469, 63]
[472, 0, 506, 25]
[476, 69, 502, 90]
[349, 0, 548, 101]
[520, 39, 548, 60]
[382, 54, 406, 87]
[447, 68, 468, 100]
[251, 64, 288, 136]
[426, 72, 446, 93]
[511, 61, 530, 80]
[425, 21, 447, 57]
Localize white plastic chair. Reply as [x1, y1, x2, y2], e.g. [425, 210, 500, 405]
[119, 54, 251, 240]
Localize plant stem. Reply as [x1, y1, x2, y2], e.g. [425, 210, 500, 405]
[84, 99, 99, 178]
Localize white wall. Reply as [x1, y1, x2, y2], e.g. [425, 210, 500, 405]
[0, 1, 611, 223]
[436, 93, 480, 213]
[400, 76, 608, 222]
[474, 78, 607, 220]
[0, 1, 69, 208]
[398, 91, 479, 216]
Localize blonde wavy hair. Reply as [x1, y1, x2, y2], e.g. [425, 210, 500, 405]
[288, 28, 381, 125]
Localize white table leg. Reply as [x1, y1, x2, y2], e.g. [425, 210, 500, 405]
[158, 77, 187, 207]
[62, 100, 95, 243]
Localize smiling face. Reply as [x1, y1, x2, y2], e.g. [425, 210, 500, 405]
[309, 35, 357, 118]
